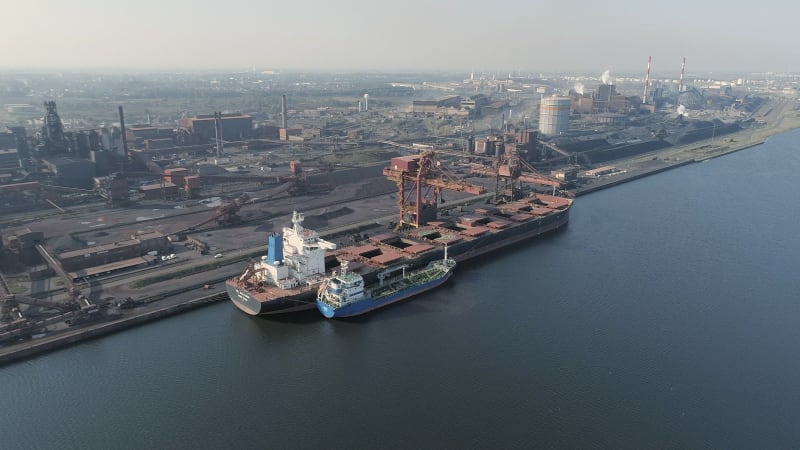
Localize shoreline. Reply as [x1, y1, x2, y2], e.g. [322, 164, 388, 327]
[575, 98, 800, 196]
[1, 101, 797, 366]
[0, 293, 226, 366]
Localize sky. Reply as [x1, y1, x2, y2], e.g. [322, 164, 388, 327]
[1, 0, 798, 75]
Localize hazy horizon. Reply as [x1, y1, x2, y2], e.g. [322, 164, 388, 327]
[2, 0, 798, 75]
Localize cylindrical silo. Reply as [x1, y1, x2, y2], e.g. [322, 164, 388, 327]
[538, 96, 571, 136]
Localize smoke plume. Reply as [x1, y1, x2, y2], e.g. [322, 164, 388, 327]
[601, 69, 613, 85]
[677, 105, 687, 116]
[574, 83, 585, 95]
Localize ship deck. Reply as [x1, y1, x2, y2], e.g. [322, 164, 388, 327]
[232, 193, 572, 305]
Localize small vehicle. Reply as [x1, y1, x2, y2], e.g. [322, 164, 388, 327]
[214, 253, 223, 259]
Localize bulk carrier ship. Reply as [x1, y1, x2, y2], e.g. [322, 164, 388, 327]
[226, 152, 573, 316]
[226, 211, 340, 315]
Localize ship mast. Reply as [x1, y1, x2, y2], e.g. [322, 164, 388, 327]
[292, 210, 304, 235]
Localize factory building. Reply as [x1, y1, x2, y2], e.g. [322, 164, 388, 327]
[4, 104, 36, 114]
[178, 114, 253, 144]
[574, 97, 594, 114]
[90, 150, 117, 176]
[410, 100, 440, 115]
[57, 231, 170, 272]
[551, 167, 579, 183]
[94, 174, 129, 204]
[347, 129, 363, 140]
[515, 129, 538, 155]
[591, 84, 632, 113]
[539, 97, 571, 136]
[142, 138, 174, 150]
[41, 157, 96, 188]
[593, 113, 627, 125]
[253, 124, 279, 139]
[140, 182, 180, 200]
[279, 128, 303, 141]
[0, 131, 17, 150]
[0, 182, 42, 208]
[410, 96, 470, 117]
[0, 149, 20, 172]
[5, 228, 45, 266]
[608, 95, 632, 113]
[133, 231, 171, 254]
[99, 127, 123, 154]
[474, 136, 504, 155]
[594, 84, 616, 112]
[126, 125, 176, 149]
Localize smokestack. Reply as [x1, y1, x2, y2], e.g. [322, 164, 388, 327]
[118, 105, 128, 173]
[679, 57, 686, 93]
[643, 56, 652, 104]
[214, 112, 223, 157]
[281, 94, 287, 129]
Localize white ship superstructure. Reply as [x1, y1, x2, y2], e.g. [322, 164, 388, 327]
[245, 211, 336, 289]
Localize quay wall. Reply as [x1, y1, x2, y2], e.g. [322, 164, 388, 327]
[0, 293, 226, 366]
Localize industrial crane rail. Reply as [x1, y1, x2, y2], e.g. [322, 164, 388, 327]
[34, 243, 92, 309]
[0, 272, 11, 297]
[540, 141, 573, 158]
[2, 294, 76, 313]
[170, 192, 252, 236]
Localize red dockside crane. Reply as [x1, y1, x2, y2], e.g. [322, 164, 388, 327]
[383, 151, 485, 229]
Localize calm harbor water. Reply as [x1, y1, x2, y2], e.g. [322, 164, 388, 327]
[2, 130, 800, 448]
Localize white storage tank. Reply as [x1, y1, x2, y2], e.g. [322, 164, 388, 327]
[539, 96, 571, 136]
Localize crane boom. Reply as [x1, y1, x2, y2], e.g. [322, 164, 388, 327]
[382, 168, 485, 195]
[34, 243, 92, 308]
[384, 152, 485, 228]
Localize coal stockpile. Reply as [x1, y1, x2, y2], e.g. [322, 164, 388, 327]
[581, 139, 674, 165]
[668, 120, 741, 146]
[301, 207, 355, 229]
[555, 137, 610, 153]
[738, 96, 766, 114]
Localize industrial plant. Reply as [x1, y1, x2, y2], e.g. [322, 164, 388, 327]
[0, 62, 796, 363]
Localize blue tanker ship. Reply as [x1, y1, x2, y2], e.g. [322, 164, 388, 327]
[316, 248, 456, 318]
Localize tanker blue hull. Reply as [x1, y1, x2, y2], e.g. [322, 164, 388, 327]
[316, 270, 452, 318]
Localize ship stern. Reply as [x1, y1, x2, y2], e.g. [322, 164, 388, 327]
[316, 300, 337, 319]
[226, 282, 263, 316]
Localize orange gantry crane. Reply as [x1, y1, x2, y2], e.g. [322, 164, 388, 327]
[0, 241, 99, 341]
[470, 148, 568, 202]
[383, 151, 485, 229]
